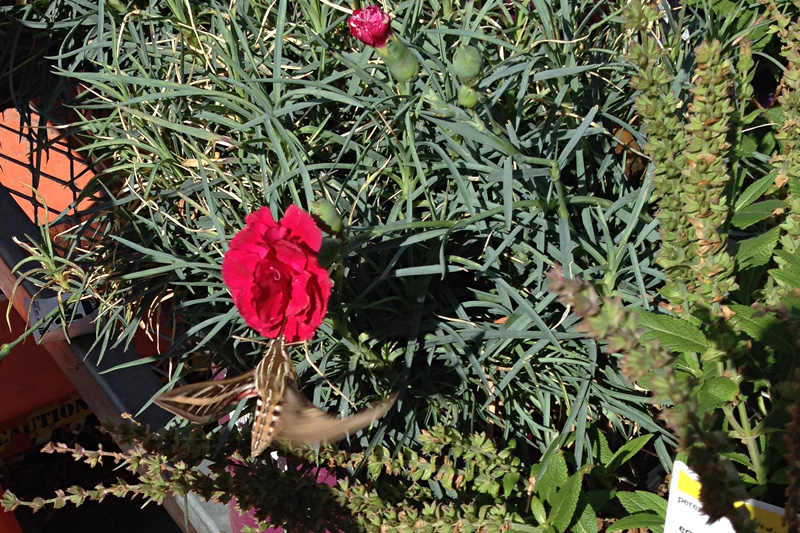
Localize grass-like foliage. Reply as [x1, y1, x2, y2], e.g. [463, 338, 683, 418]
[6, 0, 673, 461]
[1, 0, 798, 530]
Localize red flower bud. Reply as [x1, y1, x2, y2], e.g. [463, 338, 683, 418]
[348, 5, 393, 48]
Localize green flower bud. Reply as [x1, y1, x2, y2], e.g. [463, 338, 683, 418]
[452, 44, 484, 87]
[376, 38, 419, 82]
[310, 199, 344, 235]
[422, 89, 456, 118]
[317, 237, 342, 268]
[458, 85, 481, 108]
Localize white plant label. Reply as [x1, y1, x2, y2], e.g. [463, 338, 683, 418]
[25, 293, 98, 343]
[664, 460, 792, 533]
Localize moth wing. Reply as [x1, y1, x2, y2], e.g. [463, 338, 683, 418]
[278, 387, 398, 446]
[155, 370, 257, 424]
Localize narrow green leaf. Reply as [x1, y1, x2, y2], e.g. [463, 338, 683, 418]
[605, 435, 653, 473]
[531, 496, 547, 525]
[734, 174, 776, 211]
[605, 512, 665, 532]
[731, 199, 786, 229]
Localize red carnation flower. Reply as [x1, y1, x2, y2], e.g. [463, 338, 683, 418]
[348, 5, 393, 48]
[222, 205, 332, 343]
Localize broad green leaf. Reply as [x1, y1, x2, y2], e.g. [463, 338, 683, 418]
[770, 249, 800, 288]
[571, 500, 598, 533]
[548, 466, 589, 533]
[474, 472, 500, 498]
[728, 304, 796, 354]
[774, 249, 800, 269]
[730, 200, 786, 229]
[769, 268, 800, 289]
[503, 471, 520, 498]
[738, 131, 758, 156]
[440, 466, 455, 491]
[698, 376, 739, 408]
[592, 433, 614, 466]
[505, 525, 550, 533]
[734, 226, 780, 269]
[790, 174, 800, 197]
[606, 512, 665, 532]
[616, 490, 667, 516]
[535, 451, 569, 504]
[637, 310, 709, 353]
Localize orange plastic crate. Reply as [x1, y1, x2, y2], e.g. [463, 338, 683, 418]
[0, 303, 82, 458]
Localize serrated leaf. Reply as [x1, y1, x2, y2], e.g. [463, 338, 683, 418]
[698, 376, 739, 408]
[734, 226, 780, 269]
[606, 512, 665, 532]
[721, 451, 754, 468]
[441, 466, 455, 491]
[731, 199, 786, 229]
[738, 132, 758, 156]
[734, 174, 775, 211]
[535, 451, 569, 503]
[769, 268, 800, 289]
[711, 0, 737, 14]
[616, 491, 667, 516]
[741, 473, 759, 484]
[728, 304, 796, 354]
[572, 500, 598, 533]
[503, 471, 520, 498]
[774, 248, 800, 268]
[548, 466, 589, 533]
[591, 432, 614, 466]
[770, 249, 800, 288]
[30, 497, 45, 513]
[636, 310, 708, 353]
[367, 459, 383, 479]
[789, 174, 800, 197]
[474, 472, 500, 497]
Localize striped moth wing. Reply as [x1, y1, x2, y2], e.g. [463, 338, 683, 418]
[156, 337, 397, 458]
[249, 338, 397, 456]
[277, 388, 398, 447]
[154, 368, 258, 424]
